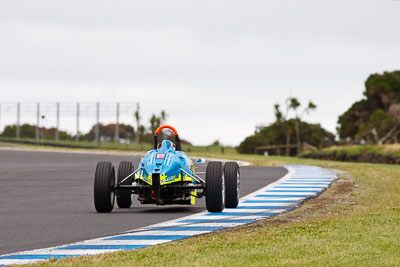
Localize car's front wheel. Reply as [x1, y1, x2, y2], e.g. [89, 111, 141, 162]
[94, 161, 115, 213]
[205, 161, 224, 212]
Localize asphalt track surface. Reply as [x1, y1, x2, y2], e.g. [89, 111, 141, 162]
[0, 149, 287, 255]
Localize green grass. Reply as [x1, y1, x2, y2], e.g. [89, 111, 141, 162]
[325, 144, 400, 157]
[5, 146, 400, 266]
[301, 144, 400, 158]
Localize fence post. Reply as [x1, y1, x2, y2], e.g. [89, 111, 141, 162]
[36, 103, 40, 142]
[16, 103, 20, 139]
[56, 102, 60, 141]
[76, 102, 80, 142]
[95, 102, 100, 144]
[115, 102, 120, 145]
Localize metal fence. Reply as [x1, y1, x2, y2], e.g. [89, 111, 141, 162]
[0, 102, 138, 144]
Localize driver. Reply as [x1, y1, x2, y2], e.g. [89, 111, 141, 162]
[158, 139, 176, 152]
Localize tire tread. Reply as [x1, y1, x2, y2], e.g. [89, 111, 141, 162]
[94, 161, 115, 213]
[205, 161, 224, 212]
[224, 162, 240, 208]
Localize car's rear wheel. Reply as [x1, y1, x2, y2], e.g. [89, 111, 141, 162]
[117, 161, 133, 208]
[94, 161, 115, 213]
[224, 162, 240, 208]
[205, 161, 224, 212]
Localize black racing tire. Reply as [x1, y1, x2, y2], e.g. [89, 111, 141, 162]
[94, 161, 115, 213]
[205, 161, 224, 212]
[224, 162, 240, 208]
[117, 161, 133, 208]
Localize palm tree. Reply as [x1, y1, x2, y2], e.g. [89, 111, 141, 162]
[289, 98, 316, 153]
[274, 97, 317, 155]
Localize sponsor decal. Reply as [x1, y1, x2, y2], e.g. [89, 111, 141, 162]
[156, 153, 166, 159]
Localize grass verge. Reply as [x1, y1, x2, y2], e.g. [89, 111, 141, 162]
[8, 149, 400, 266]
[300, 144, 400, 164]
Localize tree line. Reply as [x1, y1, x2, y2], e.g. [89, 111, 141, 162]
[238, 98, 335, 155]
[239, 70, 400, 155]
[0, 105, 183, 144]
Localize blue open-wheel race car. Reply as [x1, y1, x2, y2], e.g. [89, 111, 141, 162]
[94, 125, 240, 213]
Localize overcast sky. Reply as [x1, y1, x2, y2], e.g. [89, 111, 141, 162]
[0, 0, 399, 145]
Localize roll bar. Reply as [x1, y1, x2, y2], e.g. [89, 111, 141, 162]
[154, 125, 182, 151]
